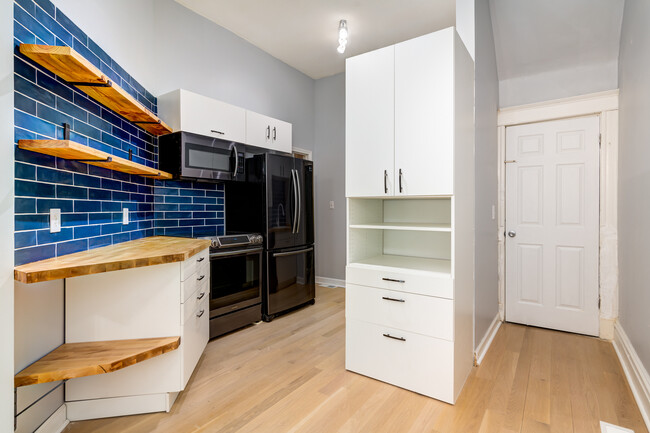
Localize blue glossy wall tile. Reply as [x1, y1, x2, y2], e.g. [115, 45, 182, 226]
[14, 0, 225, 265]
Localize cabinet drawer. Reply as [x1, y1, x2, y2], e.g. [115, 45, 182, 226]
[182, 283, 208, 323]
[181, 266, 209, 303]
[346, 265, 453, 299]
[345, 284, 453, 340]
[346, 319, 454, 403]
[181, 248, 209, 282]
[181, 295, 209, 388]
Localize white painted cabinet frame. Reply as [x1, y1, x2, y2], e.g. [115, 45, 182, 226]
[497, 89, 619, 340]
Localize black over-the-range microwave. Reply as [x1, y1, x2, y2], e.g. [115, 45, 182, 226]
[159, 131, 245, 181]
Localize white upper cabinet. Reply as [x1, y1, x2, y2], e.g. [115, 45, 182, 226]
[345, 45, 395, 197]
[158, 89, 246, 143]
[395, 30, 455, 196]
[246, 111, 293, 153]
[345, 27, 473, 197]
[158, 89, 293, 153]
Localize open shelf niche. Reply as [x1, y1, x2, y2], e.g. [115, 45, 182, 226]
[347, 198, 453, 276]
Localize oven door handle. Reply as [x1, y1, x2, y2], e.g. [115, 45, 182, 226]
[273, 247, 314, 258]
[210, 248, 263, 258]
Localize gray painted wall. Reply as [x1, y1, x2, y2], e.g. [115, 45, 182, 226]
[313, 73, 346, 281]
[474, 0, 499, 349]
[52, 0, 316, 151]
[1, 0, 14, 430]
[618, 0, 650, 372]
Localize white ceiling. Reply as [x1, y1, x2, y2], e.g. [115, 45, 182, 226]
[489, 0, 625, 81]
[174, 0, 456, 80]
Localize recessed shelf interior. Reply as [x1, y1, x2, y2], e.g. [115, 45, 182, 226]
[347, 198, 453, 274]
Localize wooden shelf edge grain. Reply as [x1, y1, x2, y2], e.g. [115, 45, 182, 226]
[14, 336, 180, 387]
[17, 139, 173, 180]
[19, 44, 172, 136]
[14, 236, 212, 284]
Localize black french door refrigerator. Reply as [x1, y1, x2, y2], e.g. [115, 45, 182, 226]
[248, 153, 315, 321]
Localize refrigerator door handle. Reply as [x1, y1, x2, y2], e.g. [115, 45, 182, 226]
[291, 169, 299, 234]
[296, 168, 302, 234]
[273, 247, 314, 258]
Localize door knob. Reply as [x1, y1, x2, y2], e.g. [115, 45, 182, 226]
[508, 231, 516, 238]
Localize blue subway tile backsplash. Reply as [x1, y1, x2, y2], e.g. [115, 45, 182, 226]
[14, 0, 225, 265]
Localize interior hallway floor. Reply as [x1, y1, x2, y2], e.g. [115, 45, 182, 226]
[63, 286, 648, 433]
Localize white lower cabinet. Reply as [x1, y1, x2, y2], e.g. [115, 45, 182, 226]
[64, 249, 210, 421]
[346, 319, 455, 403]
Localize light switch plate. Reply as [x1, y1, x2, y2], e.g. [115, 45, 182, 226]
[122, 208, 129, 225]
[50, 209, 61, 233]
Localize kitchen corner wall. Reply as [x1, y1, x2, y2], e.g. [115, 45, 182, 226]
[313, 73, 346, 281]
[13, 0, 226, 266]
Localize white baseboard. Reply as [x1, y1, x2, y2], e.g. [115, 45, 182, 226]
[35, 404, 68, 433]
[613, 322, 650, 431]
[316, 276, 345, 288]
[474, 314, 502, 366]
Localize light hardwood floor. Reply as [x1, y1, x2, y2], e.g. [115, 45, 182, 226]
[64, 286, 647, 433]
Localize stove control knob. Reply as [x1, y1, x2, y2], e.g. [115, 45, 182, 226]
[252, 235, 263, 244]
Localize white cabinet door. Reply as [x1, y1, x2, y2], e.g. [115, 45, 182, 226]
[345, 45, 395, 197]
[180, 90, 246, 143]
[395, 29, 454, 196]
[271, 118, 292, 153]
[158, 89, 246, 143]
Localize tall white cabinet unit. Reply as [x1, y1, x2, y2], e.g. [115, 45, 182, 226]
[345, 27, 475, 404]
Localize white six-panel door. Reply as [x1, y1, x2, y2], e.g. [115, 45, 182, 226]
[505, 115, 600, 336]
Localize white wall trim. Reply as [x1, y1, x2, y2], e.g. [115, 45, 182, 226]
[498, 89, 619, 127]
[474, 314, 501, 366]
[613, 322, 650, 431]
[34, 404, 68, 433]
[315, 276, 345, 288]
[497, 91, 619, 338]
[292, 147, 313, 161]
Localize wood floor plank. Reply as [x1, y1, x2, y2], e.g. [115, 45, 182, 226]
[63, 287, 649, 433]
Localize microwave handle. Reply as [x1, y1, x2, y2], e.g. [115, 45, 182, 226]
[229, 142, 239, 177]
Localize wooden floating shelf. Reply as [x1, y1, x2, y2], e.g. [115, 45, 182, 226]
[14, 336, 180, 387]
[18, 139, 173, 180]
[19, 44, 172, 136]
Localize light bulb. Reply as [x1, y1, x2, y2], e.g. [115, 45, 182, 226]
[337, 19, 348, 54]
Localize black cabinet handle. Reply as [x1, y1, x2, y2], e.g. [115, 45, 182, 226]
[197, 275, 205, 281]
[197, 292, 206, 300]
[196, 309, 205, 318]
[383, 333, 406, 342]
[197, 257, 205, 263]
[382, 278, 405, 283]
[382, 296, 405, 303]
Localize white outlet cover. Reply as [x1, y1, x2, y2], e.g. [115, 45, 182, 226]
[122, 208, 129, 225]
[50, 208, 61, 233]
[329, 200, 335, 209]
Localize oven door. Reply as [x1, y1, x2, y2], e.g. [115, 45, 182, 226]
[209, 248, 262, 318]
[181, 132, 244, 181]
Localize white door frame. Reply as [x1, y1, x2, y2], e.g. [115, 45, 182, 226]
[497, 90, 619, 339]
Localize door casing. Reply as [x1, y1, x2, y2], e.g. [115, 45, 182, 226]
[497, 90, 619, 340]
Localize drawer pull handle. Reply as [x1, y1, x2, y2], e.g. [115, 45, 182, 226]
[211, 129, 225, 135]
[197, 257, 205, 263]
[197, 292, 206, 300]
[383, 333, 406, 342]
[197, 275, 205, 281]
[382, 278, 405, 283]
[196, 309, 205, 318]
[382, 296, 405, 303]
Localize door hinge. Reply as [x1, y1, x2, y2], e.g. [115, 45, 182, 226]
[599, 134, 602, 148]
[598, 296, 601, 309]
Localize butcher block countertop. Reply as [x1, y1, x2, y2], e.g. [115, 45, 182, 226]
[14, 236, 211, 284]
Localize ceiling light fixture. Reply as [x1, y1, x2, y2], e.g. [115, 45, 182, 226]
[337, 20, 348, 54]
